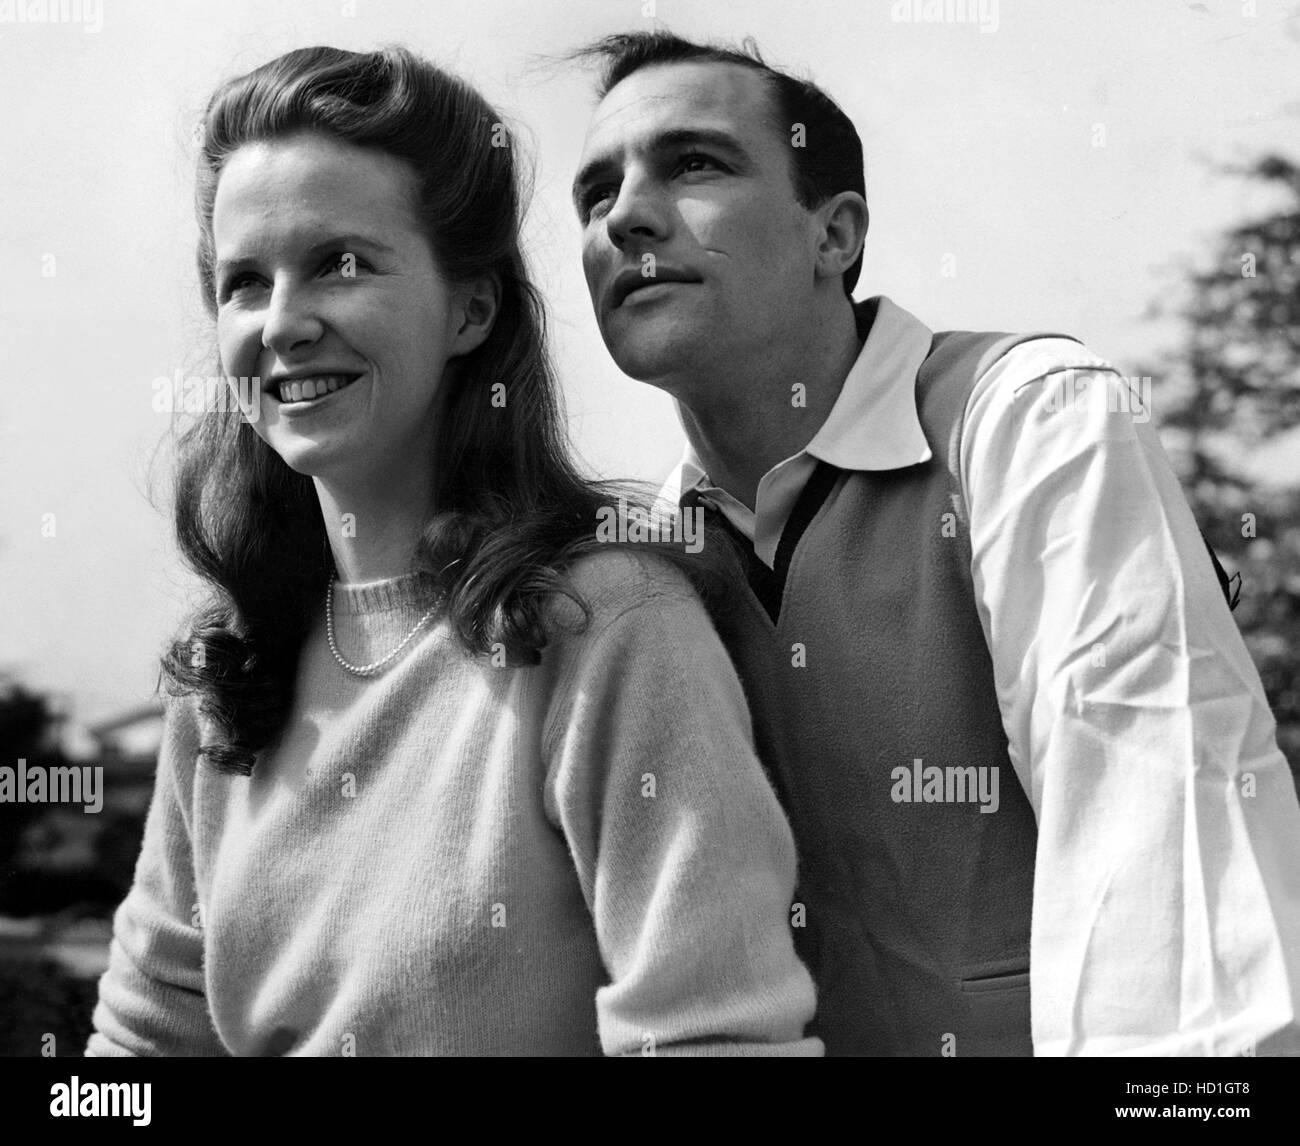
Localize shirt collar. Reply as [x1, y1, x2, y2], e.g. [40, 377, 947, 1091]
[667, 295, 935, 502]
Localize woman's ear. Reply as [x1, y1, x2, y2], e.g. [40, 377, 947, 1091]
[449, 274, 501, 357]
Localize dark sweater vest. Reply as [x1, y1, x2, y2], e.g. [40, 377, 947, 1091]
[706, 316, 1078, 1056]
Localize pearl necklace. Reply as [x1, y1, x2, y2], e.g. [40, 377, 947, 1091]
[325, 576, 442, 678]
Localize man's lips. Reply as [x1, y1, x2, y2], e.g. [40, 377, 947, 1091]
[618, 281, 693, 308]
[609, 268, 701, 309]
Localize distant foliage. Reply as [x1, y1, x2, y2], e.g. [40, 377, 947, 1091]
[0, 960, 98, 1056]
[0, 679, 65, 877]
[1145, 155, 1300, 780]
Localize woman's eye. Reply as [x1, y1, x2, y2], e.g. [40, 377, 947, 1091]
[321, 252, 368, 277]
[222, 273, 261, 297]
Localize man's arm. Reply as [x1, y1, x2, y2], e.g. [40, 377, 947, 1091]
[961, 339, 1300, 1056]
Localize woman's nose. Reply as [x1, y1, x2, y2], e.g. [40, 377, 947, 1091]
[260, 279, 324, 355]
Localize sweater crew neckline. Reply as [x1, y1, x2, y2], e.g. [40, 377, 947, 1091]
[331, 572, 441, 617]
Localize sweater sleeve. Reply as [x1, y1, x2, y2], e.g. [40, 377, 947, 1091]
[542, 556, 823, 1057]
[85, 696, 227, 1056]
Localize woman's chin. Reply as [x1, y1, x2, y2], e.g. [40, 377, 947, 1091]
[268, 436, 351, 479]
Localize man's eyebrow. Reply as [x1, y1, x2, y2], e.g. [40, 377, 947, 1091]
[215, 233, 397, 276]
[571, 128, 751, 205]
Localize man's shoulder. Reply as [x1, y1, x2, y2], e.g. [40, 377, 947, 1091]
[963, 335, 1147, 420]
[916, 327, 1138, 420]
[980, 335, 1115, 386]
[923, 329, 1104, 389]
[958, 333, 1158, 493]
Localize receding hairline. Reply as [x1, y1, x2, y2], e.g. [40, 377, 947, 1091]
[595, 55, 784, 120]
[580, 57, 807, 202]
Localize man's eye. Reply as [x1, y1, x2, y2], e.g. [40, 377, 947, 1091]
[677, 153, 719, 175]
[581, 186, 616, 220]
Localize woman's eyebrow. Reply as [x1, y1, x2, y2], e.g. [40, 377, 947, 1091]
[305, 234, 399, 258]
[216, 233, 399, 275]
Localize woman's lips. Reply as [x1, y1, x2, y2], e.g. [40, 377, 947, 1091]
[274, 373, 361, 406]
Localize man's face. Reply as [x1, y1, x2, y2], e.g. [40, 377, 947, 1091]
[574, 61, 822, 392]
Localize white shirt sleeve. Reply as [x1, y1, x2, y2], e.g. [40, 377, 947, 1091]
[961, 339, 1300, 1056]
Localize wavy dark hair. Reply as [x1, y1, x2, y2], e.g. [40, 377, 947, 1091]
[163, 44, 736, 776]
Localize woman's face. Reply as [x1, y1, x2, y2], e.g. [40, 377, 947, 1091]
[212, 131, 480, 485]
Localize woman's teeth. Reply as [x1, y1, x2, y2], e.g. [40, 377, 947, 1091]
[277, 374, 357, 404]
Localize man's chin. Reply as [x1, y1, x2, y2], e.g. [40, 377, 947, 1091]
[602, 327, 703, 389]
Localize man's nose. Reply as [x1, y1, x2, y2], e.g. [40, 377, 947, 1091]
[261, 278, 324, 356]
[603, 170, 669, 252]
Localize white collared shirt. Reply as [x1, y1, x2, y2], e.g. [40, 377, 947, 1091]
[662, 295, 1300, 1056]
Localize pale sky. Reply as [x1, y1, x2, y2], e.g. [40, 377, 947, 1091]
[2, 0, 1298, 724]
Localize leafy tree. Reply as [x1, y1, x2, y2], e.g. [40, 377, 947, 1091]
[0, 676, 61, 761]
[0, 678, 65, 876]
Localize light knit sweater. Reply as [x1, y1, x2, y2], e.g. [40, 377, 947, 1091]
[86, 551, 821, 1056]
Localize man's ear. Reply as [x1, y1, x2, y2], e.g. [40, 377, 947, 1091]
[814, 191, 868, 284]
[449, 274, 501, 357]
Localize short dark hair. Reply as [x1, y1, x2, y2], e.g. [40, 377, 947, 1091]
[572, 31, 866, 296]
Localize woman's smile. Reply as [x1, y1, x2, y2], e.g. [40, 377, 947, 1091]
[270, 371, 365, 410]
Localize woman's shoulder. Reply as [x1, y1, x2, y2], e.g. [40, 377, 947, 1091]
[537, 547, 747, 748]
[548, 547, 704, 634]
